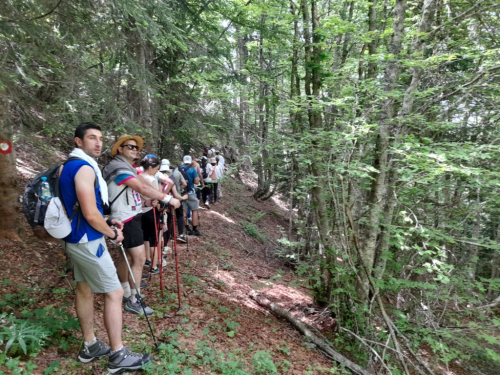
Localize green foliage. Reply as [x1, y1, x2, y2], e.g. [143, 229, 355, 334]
[251, 351, 278, 375]
[0, 314, 49, 355]
[239, 221, 266, 243]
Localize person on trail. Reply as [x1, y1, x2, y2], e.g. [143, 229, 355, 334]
[208, 145, 216, 158]
[203, 146, 210, 158]
[202, 157, 218, 207]
[189, 155, 204, 201]
[139, 155, 165, 275]
[214, 155, 224, 201]
[215, 150, 225, 169]
[178, 155, 202, 236]
[159, 159, 188, 243]
[60, 122, 153, 372]
[102, 135, 180, 316]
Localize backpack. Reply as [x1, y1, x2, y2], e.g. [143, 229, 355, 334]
[178, 164, 196, 192]
[178, 164, 191, 182]
[23, 158, 81, 239]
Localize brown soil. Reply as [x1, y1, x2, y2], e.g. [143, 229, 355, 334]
[1, 142, 337, 374]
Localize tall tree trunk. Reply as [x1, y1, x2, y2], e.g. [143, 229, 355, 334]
[0, 89, 20, 241]
[302, 0, 335, 305]
[358, 0, 407, 302]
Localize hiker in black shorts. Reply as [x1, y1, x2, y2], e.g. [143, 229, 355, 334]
[102, 135, 180, 316]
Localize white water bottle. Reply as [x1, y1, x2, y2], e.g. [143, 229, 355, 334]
[40, 177, 52, 201]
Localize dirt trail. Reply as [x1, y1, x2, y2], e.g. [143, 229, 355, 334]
[0, 142, 338, 374]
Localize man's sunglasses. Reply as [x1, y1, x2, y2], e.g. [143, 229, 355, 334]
[121, 144, 140, 150]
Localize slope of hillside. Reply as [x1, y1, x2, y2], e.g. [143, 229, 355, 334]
[0, 141, 339, 375]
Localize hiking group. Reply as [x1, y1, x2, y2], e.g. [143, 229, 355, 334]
[52, 122, 225, 373]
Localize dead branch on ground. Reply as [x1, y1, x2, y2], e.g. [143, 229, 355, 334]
[249, 290, 373, 375]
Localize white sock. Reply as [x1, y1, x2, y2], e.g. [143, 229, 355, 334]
[85, 337, 97, 346]
[110, 346, 124, 355]
[121, 282, 131, 299]
[130, 289, 138, 303]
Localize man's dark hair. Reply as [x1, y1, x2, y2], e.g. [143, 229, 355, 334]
[74, 122, 101, 141]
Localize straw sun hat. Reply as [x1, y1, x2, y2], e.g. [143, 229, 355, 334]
[111, 135, 144, 156]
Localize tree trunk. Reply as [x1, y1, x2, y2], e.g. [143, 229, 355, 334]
[357, 0, 407, 302]
[0, 89, 21, 241]
[302, 0, 335, 305]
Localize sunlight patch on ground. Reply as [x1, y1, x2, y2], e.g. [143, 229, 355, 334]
[239, 171, 258, 189]
[270, 195, 289, 211]
[205, 209, 235, 224]
[16, 159, 38, 178]
[208, 268, 312, 315]
[259, 283, 312, 305]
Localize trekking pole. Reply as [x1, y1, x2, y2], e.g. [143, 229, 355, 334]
[117, 242, 159, 351]
[171, 208, 182, 311]
[153, 207, 165, 299]
[158, 210, 165, 299]
[150, 208, 157, 278]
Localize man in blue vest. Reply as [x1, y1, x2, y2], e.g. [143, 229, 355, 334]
[178, 155, 202, 236]
[60, 122, 152, 373]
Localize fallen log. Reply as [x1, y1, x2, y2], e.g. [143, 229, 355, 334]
[249, 290, 372, 375]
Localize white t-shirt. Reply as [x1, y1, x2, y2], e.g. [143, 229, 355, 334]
[108, 174, 142, 223]
[216, 154, 225, 168]
[141, 174, 159, 213]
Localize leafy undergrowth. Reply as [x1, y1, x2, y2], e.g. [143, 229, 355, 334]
[0, 142, 339, 375]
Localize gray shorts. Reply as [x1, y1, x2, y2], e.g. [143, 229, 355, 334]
[65, 237, 121, 294]
[182, 192, 199, 210]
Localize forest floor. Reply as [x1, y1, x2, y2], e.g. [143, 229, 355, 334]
[1, 139, 339, 375]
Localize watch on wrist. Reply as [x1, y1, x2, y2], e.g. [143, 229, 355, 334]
[109, 227, 118, 241]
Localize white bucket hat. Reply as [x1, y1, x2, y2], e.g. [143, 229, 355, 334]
[43, 197, 72, 239]
[159, 159, 170, 172]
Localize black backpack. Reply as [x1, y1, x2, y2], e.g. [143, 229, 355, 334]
[23, 158, 80, 234]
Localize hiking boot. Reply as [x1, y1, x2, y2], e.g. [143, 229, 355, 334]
[187, 228, 194, 236]
[122, 294, 144, 303]
[191, 229, 202, 236]
[124, 299, 154, 316]
[77, 338, 110, 363]
[108, 346, 153, 374]
[177, 234, 187, 243]
[143, 260, 151, 269]
[205, 201, 210, 209]
[150, 267, 159, 275]
[142, 273, 148, 279]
